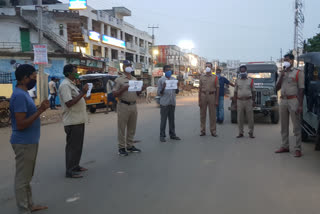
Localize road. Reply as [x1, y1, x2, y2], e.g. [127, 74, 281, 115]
[1, 95, 320, 214]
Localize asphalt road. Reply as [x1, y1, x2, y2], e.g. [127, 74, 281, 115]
[1, 95, 320, 214]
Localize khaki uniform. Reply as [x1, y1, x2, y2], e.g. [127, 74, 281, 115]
[113, 75, 138, 149]
[199, 73, 219, 134]
[279, 68, 304, 151]
[235, 78, 255, 135]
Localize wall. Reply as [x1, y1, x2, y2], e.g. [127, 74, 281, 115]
[0, 84, 13, 98]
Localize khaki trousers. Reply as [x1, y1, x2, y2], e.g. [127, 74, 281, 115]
[237, 99, 254, 135]
[117, 102, 137, 149]
[200, 94, 217, 134]
[280, 99, 302, 151]
[12, 144, 39, 214]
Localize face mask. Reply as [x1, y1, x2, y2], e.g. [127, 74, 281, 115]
[239, 72, 247, 78]
[283, 61, 291, 69]
[27, 79, 37, 90]
[205, 67, 211, 73]
[74, 73, 80, 79]
[125, 67, 133, 73]
[165, 70, 172, 78]
[217, 73, 221, 77]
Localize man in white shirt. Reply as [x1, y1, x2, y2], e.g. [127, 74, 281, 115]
[48, 77, 57, 109]
[59, 64, 89, 178]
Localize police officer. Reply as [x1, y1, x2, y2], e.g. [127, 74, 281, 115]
[275, 53, 304, 157]
[234, 65, 256, 138]
[199, 62, 220, 136]
[113, 60, 144, 156]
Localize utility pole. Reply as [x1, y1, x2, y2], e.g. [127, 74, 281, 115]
[148, 25, 159, 86]
[293, 0, 304, 66]
[37, 0, 47, 103]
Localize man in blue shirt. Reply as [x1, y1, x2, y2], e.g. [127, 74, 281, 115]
[216, 68, 235, 124]
[10, 64, 50, 214]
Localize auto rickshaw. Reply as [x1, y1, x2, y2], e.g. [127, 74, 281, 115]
[79, 74, 118, 113]
[299, 52, 320, 149]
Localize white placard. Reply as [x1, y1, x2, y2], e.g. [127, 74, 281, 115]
[86, 83, 93, 97]
[165, 80, 178, 90]
[33, 44, 48, 65]
[128, 80, 143, 92]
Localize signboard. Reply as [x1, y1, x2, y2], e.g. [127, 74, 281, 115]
[69, 0, 87, 10]
[102, 35, 126, 49]
[89, 31, 100, 42]
[33, 44, 48, 65]
[152, 68, 163, 77]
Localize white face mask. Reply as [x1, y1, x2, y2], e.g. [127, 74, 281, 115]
[283, 61, 291, 69]
[125, 67, 133, 73]
[205, 67, 211, 73]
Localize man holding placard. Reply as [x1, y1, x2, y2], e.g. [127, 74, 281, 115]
[157, 65, 181, 142]
[113, 60, 144, 156]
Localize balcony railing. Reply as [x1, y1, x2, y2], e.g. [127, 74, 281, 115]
[0, 42, 22, 52]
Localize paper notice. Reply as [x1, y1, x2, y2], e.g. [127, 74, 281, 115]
[165, 80, 178, 90]
[128, 80, 143, 92]
[86, 83, 93, 97]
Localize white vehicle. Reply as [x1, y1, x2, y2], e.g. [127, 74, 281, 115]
[193, 79, 200, 87]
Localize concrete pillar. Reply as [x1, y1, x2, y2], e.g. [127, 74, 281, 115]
[89, 43, 93, 56]
[117, 29, 121, 40]
[101, 46, 105, 58]
[137, 37, 140, 47]
[137, 54, 140, 63]
[101, 23, 105, 35]
[107, 25, 111, 36]
[133, 54, 136, 63]
[108, 48, 112, 61]
[122, 31, 125, 41]
[88, 17, 93, 31]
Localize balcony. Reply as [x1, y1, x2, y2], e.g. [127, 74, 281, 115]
[126, 42, 138, 51]
[0, 42, 22, 52]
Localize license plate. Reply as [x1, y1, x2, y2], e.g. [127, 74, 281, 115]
[253, 107, 261, 111]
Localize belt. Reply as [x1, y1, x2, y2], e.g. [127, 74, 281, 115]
[120, 100, 136, 105]
[280, 95, 297, 99]
[202, 91, 216, 95]
[237, 96, 252, 100]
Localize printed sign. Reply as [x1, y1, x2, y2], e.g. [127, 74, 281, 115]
[89, 31, 100, 42]
[69, 0, 87, 10]
[128, 80, 143, 92]
[33, 44, 48, 65]
[165, 80, 178, 90]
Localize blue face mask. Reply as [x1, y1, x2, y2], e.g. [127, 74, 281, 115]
[165, 70, 172, 78]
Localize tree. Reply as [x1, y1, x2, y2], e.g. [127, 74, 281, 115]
[304, 33, 320, 53]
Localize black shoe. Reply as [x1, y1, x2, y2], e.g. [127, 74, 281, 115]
[170, 136, 181, 140]
[200, 132, 206, 136]
[118, 148, 129, 156]
[160, 137, 166, 142]
[127, 146, 141, 153]
[66, 171, 83, 179]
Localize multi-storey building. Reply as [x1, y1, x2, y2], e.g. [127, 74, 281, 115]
[0, 2, 152, 98]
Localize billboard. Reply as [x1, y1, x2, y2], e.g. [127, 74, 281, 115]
[69, 0, 87, 10]
[102, 35, 126, 49]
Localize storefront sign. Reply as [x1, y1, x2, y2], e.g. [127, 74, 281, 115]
[102, 35, 126, 49]
[33, 44, 48, 65]
[89, 31, 100, 42]
[69, 0, 87, 10]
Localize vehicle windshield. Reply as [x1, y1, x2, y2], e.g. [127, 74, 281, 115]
[81, 79, 104, 93]
[247, 72, 275, 83]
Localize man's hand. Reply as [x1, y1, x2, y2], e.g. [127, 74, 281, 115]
[121, 85, 129, 91]
[39, 100, 50, 112]
[252, 101, 256, 107]
[163, 82, 166, 89]
[296, 105, 303, 114]
[82, 84, 89, 94]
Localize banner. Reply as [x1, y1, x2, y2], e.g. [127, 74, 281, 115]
[33, 44, 48, 65]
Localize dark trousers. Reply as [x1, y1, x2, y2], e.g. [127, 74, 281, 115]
[160, 105, 176, 138]
[50, 93, 56, 109]
[64, 124, 85, 175]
